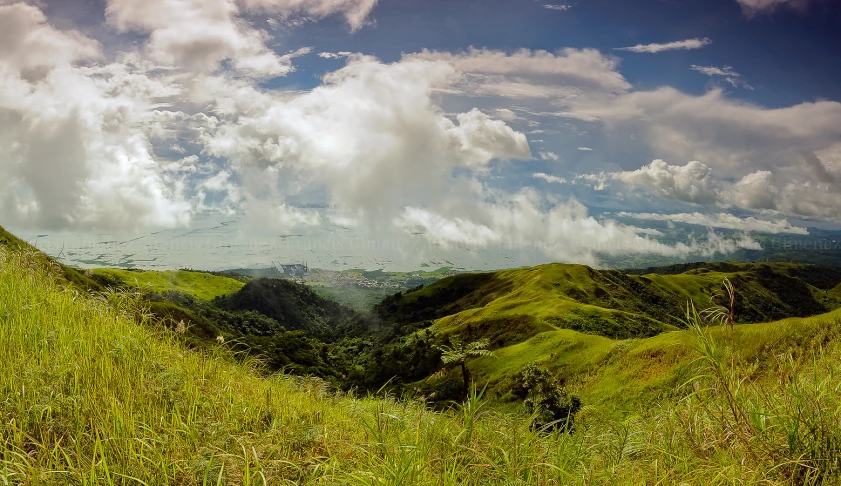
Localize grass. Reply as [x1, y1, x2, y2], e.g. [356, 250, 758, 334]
[4, 248, 841, 484]
[92, 268, 244, 300]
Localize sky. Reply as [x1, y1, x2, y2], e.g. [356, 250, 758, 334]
[1, 0, 840, 269]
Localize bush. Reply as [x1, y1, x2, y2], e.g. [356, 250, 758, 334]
[513, 364, 582, 432]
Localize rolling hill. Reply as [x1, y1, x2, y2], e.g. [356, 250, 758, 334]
[4, 230, 841, 483]
[376, 261, 841, 343]
[92, 267, 245, 300]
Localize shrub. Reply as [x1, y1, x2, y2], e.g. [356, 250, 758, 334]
[513, 364, 582, 432]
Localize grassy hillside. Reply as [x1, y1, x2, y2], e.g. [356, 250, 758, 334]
[92, 268, 244, 300]
[377, 262, 841, 342]
[4, 243, 841, 483]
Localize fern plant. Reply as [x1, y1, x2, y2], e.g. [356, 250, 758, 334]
[430, 336, 495, 401]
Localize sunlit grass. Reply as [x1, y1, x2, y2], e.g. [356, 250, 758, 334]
[3, 247, 841, 484]
[92, 268, 245, 300]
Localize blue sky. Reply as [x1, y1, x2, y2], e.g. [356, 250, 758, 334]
[1, 0, 840, 268]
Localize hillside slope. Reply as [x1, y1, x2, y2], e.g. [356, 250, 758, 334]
[4, 241, 841, 484]
[0, 225, 102, 292]
[92, 267, 244, 300]
[376, 262, 841, 344]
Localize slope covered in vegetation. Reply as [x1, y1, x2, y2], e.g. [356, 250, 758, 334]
[92, 268, 245, 300]
[0, 225, 102, 292]
[4, 244, 841, 484]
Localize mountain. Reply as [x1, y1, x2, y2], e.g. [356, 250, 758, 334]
[5, 230, 841, 484]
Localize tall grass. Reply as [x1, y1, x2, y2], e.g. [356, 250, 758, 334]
[2, 247, 841, 484]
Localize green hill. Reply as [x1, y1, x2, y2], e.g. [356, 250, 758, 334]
[4, 232, 841, 483]
[92, 267, 244, 300]
[0, 225, 102, 292]
[376, 262, 841, 341]
[216, 278, 362, 334]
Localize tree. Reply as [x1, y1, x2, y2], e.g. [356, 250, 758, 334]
[513, 363, 581, 432]
[431, 336, 495, 401]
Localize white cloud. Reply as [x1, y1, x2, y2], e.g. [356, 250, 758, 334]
[566, 87, 841, 180]
[204, 55, 530, 222]
[544, 4, 571, 10]
[617, 211, 808, 235]
[616, 37, 711, 54]
[735, 0, 819, 15]
[691, 64, 752, 89]
[318, 51, 351, 59]
[610, 159, 719, 204]
[105, 0, 372, 77]
[600, 157, 841, 220]
[105, 0, 288, 77]
[396, 192, 762, 266]
[395, 207, 501, 247]
[533, 172, 567, 184]
[538, 151, 560, 161]
[0, 2, 191, 230]
[406, 47, 631, 99]
[578, 146, 592, 151]
[239, 0, 379, 31]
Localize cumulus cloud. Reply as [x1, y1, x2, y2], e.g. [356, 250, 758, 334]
[610, 160, 719, 204]
[616, 37, 711, 53]
[617, 211, 808, 234]
[538, 151, 560, 161]
[544, 4, 571, 10]
[203, 55, 530, 222]
[596, 155, 841, 220]
[0, 2, 191, 230]
[106, 0, 373, 77]
[578, 146, 592, 151]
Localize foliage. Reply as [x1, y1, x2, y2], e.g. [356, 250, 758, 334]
[432, 336, 495, 400]
[513, 364, 582, 432]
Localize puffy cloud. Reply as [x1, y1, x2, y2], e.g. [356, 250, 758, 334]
[204, 55, 530, 221]
[617, 211, 808, 234]
[106, 0, 373, 77]
[406, 48, 631, 99]
[728, 170, 778, 210]
[610, 159, 719, 205]
[544, 4, 572, 10]
[106, 0, 298, 77]
[578, 147, 593, 151]
[597, 155, 841, 220]
[538, 151, 560, 161]
[616, 37, 711, 54]
[0, 2, 191, 230]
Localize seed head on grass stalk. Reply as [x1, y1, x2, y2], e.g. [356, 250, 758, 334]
[701, 277, 736, 331]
